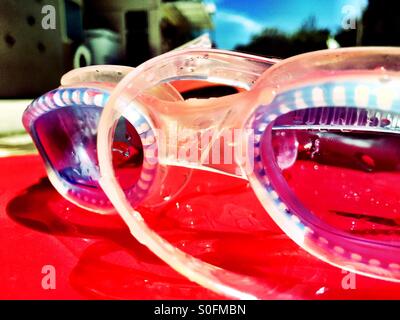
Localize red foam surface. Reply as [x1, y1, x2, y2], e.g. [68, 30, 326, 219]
[1, 155, 400, 299]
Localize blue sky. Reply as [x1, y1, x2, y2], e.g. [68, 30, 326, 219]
[207, 0, 368, 49]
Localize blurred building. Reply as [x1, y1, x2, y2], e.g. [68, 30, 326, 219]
[84, 0, 213, 65]
[0, 0, 74, 97]
[0, 0, 213, 97]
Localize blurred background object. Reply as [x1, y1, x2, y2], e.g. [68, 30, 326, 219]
[73, 29, 122, 68]
[3, 0, 400, 98]
[83, 0, 213, 66]
[0, 0, 77, 98]
[0, 0, 214, 98]
[233, 0, 399, 57]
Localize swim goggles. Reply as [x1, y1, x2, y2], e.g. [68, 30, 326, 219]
[22, 35, 222, 213]
[24, 46, 400, 298]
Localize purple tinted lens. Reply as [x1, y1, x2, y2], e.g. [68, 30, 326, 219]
[268, 107, 400, 242]
[33, 106, 144, 194]
[33, 106, 101, 189]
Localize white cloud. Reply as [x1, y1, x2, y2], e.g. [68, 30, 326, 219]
[217, 11, 263, 34]
[214, 10, 264, 49]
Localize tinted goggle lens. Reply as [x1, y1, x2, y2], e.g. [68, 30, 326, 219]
[268, 106, 400, 242]
[32, 105, 144, 208]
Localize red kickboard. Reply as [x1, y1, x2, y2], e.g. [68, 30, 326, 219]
[1, 155, 400, 299]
